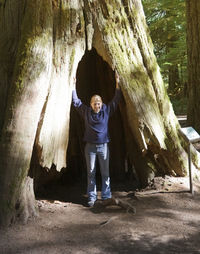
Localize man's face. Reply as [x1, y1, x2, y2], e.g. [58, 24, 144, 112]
[90, 101, 102, 113]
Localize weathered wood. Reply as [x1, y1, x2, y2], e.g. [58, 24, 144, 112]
[36, 0, 86, 171]
[0, 0, 53, 226]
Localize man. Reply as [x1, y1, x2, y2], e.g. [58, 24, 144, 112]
[72, 72, 121, 207]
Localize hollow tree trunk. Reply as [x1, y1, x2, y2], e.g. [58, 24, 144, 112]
[186, 1, 200, 132]
[0, 0, 199, 227]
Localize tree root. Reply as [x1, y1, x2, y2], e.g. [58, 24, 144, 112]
[100, 197, 136, 214]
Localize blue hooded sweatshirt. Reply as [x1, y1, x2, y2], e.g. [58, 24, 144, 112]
[72, 89, 122, 144]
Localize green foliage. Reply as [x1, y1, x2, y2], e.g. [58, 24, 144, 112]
[170, 96, 187, 115]
[142, 0, 187, 84]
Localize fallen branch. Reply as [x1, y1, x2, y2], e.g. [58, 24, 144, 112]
[101, 197, 136, 214]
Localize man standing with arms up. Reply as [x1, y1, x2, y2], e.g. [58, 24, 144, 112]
[72, 72, 122, 207]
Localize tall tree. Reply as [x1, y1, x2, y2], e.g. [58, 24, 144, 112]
[142, 0, 187, 91]
[0, 0, 198, 227]
[186, 0, 200, 132]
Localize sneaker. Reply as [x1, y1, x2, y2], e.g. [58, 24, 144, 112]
[88, 200, 95, 207]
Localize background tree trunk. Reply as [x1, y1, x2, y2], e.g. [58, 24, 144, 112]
[0, 0, 199, 227]
[186, 0, 200, 132]
[168, 65, 180, 92]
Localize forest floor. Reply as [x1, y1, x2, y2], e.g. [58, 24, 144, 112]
[0, 176, 200, 254]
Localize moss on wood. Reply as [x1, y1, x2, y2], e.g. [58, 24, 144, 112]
[69, 48, 76, 77]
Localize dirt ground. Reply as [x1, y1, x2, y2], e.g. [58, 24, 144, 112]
[0, 176, 200, 254]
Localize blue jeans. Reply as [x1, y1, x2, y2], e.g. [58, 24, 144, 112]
[84, 143, 111, 202]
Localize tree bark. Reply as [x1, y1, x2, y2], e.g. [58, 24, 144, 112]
[186, 0, 200, 132]
[0, 0, 54, 226]
[0, 0, 199, 227]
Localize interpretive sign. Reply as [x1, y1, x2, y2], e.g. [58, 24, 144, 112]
[181, 127, 200, 143]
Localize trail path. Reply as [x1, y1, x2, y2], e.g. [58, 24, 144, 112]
[0, 177, 200, 254]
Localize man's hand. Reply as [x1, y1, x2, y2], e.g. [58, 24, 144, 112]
[115, 71, 120, 89]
